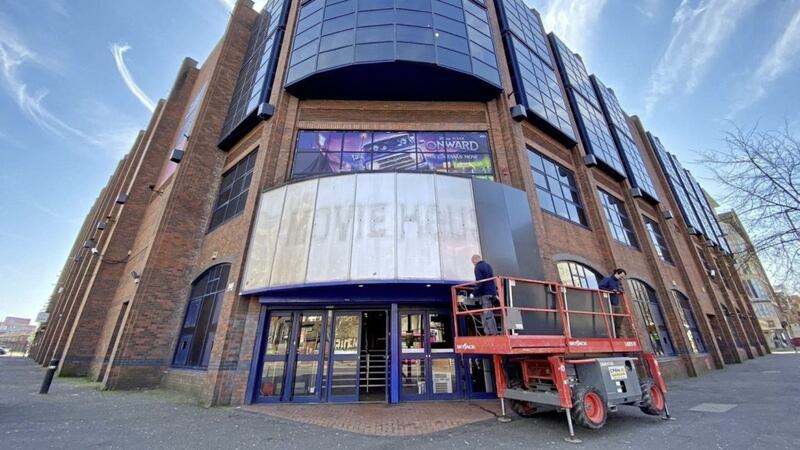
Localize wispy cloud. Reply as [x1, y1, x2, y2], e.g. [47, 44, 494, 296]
[533, 0, 609, 59]
[110, 43, 155, 112]
[727, 7, 800, 118]
[636, 0, 660, 19]
[0, 22, 141, 158]
[644, 0, 758, 116]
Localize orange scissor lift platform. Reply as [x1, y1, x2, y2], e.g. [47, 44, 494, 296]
[451, 276, 670, 442]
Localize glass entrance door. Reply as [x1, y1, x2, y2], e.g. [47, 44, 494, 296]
[257, 311, 326, 403]
[399, 311, 460, 400]
[327, 313, 361, 402]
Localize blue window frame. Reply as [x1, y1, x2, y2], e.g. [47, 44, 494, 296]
[598, 189, 638, 248]
[648, 133, 705, 234]
[495, 0, 576, 144]
[592, 75, 659, 202]
[173, 264, 230, 369]
[672, 290, 706, 354]
[219, 0, 290, 149]
[529, 150, 588, 226]
[644, 216, 672, 263]
[629, 279, 675, 356]
[285, 0, 501, 88]
[209, 151, 257, 232]
[550, 34, 625, 178]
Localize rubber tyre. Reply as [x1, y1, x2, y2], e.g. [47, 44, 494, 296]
[507, 379, 538, 418]
[571, 386, 607, 429]
[639, 378, 666, 416]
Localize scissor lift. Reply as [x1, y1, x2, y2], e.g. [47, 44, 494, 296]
[452, 277, 671, 442]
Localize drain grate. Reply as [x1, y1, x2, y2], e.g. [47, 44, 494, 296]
[689, 403, 737, 413]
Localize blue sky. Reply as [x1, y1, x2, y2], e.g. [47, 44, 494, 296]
[1, 0, 798, 322]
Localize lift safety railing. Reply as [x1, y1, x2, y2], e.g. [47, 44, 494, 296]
[451, 276, 644, 355]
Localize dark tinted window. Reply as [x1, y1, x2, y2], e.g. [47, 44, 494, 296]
[629, 279, 675, 356]
[644, 217, 672, 263]
[173, 264, 230, 369]
[672, 290, 706, 353]
[528, 150, 587, 225]
[598, 189, 638, 248]
[209, 151, 257, 232]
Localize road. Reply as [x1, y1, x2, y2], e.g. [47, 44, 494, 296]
[1, 353, 798, 449]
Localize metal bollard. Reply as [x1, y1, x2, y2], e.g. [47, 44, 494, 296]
[39, 358, 59, 394]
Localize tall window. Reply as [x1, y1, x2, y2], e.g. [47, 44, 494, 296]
[557, 261, 600, 289]
[529, 150, 588, 226]
[173, 264, 230, 369]
[628, 279, 675, 356]
[672, 290, 706, 353]
[643, 217, 672, 263]
[209, 151, 257, 232]
[598, 189, 638, 247]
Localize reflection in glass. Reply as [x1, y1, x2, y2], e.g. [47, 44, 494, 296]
[260, 361, 285, 397]
[429, 313, 453, 352]
[329, 360, 358, 396]
[296, 314, 323, 355]
[333, 315, 359, 354]
[431, 358, 456, 394]
[265, 315, 292, 355]
[293, 361, 318, 396]
[401, 314, 424, 352]
[401, 358, 426, 395]
[469, 358, 494, 393]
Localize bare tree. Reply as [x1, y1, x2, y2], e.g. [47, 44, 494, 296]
[700, 122, 800, 291]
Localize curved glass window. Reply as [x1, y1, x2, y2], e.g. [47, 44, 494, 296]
[628, 279, 674, 356]
[173, 264, 231, 368]
[557, 261, 600, 289]
[672, 290, 706, 354]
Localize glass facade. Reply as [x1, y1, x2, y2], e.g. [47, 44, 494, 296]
[285, 0, 501, 93]
[648, 133, 705, 234]
[644, 216, 672, 263]
[551, 34, 625, 178]
[598, 189, 638, 248]
[628, 279, 675, 356]
[173, 264, 230, 369]
[290, 130, 494, 179]
[495, 0, 575, 143]
[592, 76, 659, 202]
[528, 150, 588, 226]
[220, 0, 290, 146]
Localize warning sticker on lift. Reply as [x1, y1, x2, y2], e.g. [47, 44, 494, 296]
[608, 366, 627, 380]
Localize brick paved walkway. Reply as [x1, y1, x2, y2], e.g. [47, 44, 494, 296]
[243, 401, 502, 436]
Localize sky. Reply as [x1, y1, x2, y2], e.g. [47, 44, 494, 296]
[1, 0, 798, 322]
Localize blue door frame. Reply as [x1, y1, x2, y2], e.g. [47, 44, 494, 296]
[398, 309, 461, 401]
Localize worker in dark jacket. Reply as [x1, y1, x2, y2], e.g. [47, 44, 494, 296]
[472, 254, 499, 335]
[599, 268, 627, 336]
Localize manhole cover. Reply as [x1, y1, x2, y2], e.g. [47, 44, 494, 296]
[689, 403, 737, 413]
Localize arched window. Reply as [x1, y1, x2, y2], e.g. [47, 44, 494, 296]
[628, 279, 675, 356]
[556, 261, 600, 289]
[173, 264, 231, 368]
[671, 290, 706, 354]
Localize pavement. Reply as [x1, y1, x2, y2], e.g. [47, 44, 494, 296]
[1, 353, 799, 449]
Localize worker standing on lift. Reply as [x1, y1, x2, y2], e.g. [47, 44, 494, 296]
[472, 254, 499, 336]
[599, 268, 627, 336]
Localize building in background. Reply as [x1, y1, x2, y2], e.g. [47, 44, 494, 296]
[774, 290, 800, 338]
[718, 211, 790, 347]
[30, 0, 767, 406]
[0, 317, 37, 354]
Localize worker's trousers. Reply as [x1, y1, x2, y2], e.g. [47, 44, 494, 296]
[480, 295, 499, 336]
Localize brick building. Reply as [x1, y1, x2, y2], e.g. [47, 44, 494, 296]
[718, 210, 793, 347]
[31, 0, 768, 406]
